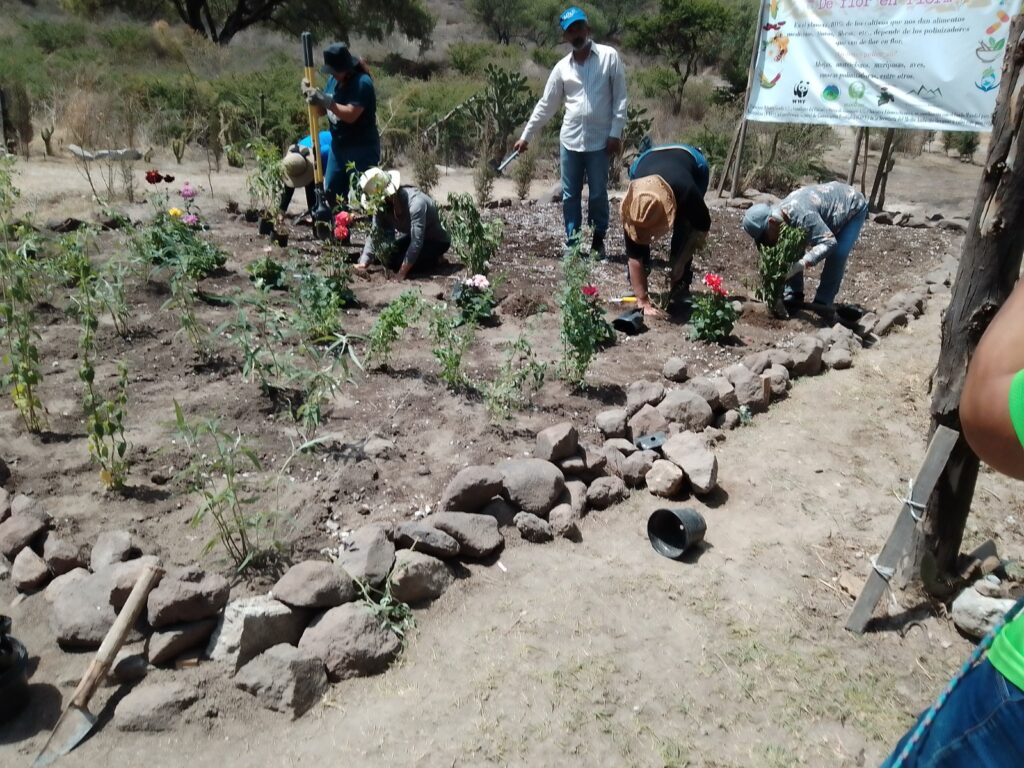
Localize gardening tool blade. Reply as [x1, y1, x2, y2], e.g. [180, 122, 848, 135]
[496, 149, 520, 175]
[32, 704, 96, 767]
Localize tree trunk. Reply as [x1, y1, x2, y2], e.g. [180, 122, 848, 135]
[869, 127, 895, 211]
[918, 14, 1024, 582]
[860, 127, 869, 194]
[876, 152, 896, 211]
[847, 127, 864, 185]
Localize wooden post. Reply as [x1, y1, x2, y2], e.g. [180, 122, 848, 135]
[860, 127, 870, 194]
[915, 14, 1024, 582]
[869, 127, 895, 210]
[0, 88, 6, 152]
[719, 0, 770, 197]
[847, 127, 864, 185]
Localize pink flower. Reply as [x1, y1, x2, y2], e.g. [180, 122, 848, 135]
[182, 214, 199, 227]
[334, 223, 349, 240]
[702, 273, 727, 297]
[335, 211, 351, 227]
[465, 274, 490, 291]
[179, 182, 197, 201]
[581, 284, 599, 298]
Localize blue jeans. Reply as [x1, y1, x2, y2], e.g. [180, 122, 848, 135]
[561, 145, 610, 243]
[784, 205, 868, 306]
[324, 137, 380, 210]
[880, 660, 1024, 767]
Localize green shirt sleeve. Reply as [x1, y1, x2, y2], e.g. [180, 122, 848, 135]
[1009, 369, 1024, 449]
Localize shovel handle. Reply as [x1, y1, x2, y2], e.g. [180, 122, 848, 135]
[70, 564, 163, 709]
[302, 31, 314, 68]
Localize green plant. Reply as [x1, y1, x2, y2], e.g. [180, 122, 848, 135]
[483, 334, 546, 419]
[163, 257, 212, 359]
[412, 143, 440, 195]
[430, 304, 476, 390]
[74, 259, 131, 489]
[756, 224, 806, 305]
[288, 334, 360, 439]
[174, 402, 283, 573]
[558, 237, 614, 388]
[355, 577, 415, 642]
[451, 274, 498, 326]
[442, 193, 503, 276]
[97, 256, 133, 338]
[690, 273, 738, 343]
[294, 270, 346, 343]
[944, 131, 980, 162]
[510, 148, 537, 201]
[246, 138, 284, 213]
[367, 290, 426, 367]
[466, 64, 534, 163]
[0, 158, 46, 432]
[129, 207, 226, 279]
[473, 157, 496, 206]
[247, 254, 286, 290]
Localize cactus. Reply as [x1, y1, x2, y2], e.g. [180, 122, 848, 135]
[171, 136, 187, 164]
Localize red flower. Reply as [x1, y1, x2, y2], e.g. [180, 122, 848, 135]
[703, 273, 727, 297]
[581, 284, 599, 298]
[334, 224, 349, 240]
[145, 169, 163, 184]
[163, 174, 175, 183]
[335, 211, 351, 227]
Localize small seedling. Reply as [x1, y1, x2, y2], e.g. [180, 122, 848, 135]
[756, 224, 806, 305]
[367, 291, 425, 367]
[430, 304, 475, 390]
[483, 335, 546, 420]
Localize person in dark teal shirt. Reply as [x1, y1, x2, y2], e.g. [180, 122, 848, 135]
[301, 42, 380, 209]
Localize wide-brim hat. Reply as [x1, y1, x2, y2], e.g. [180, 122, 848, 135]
[621, 175, 676, 246]
[282, 148, 314, 188]
[321, 42, 356, 75]
[358, 167, 400, 207]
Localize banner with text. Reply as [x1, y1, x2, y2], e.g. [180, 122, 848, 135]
[745, 0, 1020, 131]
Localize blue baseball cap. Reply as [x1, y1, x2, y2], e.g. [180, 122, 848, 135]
[559, 6, 588, 30]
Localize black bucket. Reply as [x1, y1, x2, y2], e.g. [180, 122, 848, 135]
[647, 507, 707, 560]
[0, 616, 29, 723]
[258, 217, 274, 236]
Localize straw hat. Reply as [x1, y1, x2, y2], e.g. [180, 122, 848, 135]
[621, 175, 676, 245]
[358, 167, 400, 207]
[282, 147, 314, 188]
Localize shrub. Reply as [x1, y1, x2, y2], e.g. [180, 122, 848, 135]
[510, 148, 537, 201]
[443, 193, 503, 275]
[755, 224, 806, 305]
[944, 131, 980, 162]
[21, 20, 88, 54]
[412, 143, 440, 195]
[558, 239, 614, 387]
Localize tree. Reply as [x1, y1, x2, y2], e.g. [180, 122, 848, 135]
[916, 15, 1024, 587]
[625, 0, 731, 114]
[60, 0, 435, 48]
[470, 0, 528, 45]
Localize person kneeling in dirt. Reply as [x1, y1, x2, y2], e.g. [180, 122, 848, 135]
[621, 144, 711, 319]
[879, 279, 1024, 767]
[741, 181, 868, 322]
[355, 168, 451, 281]
[279, 130, 331, 221]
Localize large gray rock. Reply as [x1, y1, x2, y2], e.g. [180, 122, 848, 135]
[535, 422, 579, 462]
[110, 649, 149, 685]
[822, 346, 854, 371]
[147, 566, 230, 628]
[628, 404, 670, 441]
[479, 498, 517, 527]
[874, 310, 909, 337]
[514, 512, 554, 543]
[790, 336, 824, 377]
[596, 408, 628, 438]
[0, 513, 48, 559]
[206, 596, 306, 670]
[716, 410, 742, 430]
[12, 547, 49, 591]
[548, 503, 580, 539]
[106, 556, 162, 610]
[498, 459, 565, 517]
[741, 351, 773, 375]
[657, 389, 714, 431]
[724, 364, 769, 413]
[147, 619, 218, 666]
[604, 438, 637, 456]
[662, 431, 719, 494]
[90, 530, 140, 570]
[621, 449, 659, 488]
[586, 476, 628, 510]
[440, 466, 504, 513]
[115, 682, 201, 732]
[393, 522, 461, 558]
[42, 536, 88, 576]
[44, 567, 88, 603]
[558, 443, 607, 482]
[626, 380, 666, 416]
[766, 349, 796, 370]
[646, 460, 685, 498]
[52, 571, 118, 648]
[335, 525, 395, 587]
[235, 644, 328, 719]
[389, 550, 452, 604]
[710, 377, 740, 411]
[298, 603, 402, 682]
[564, 480, 588, 518]
[662, 357, 688, 383]
[951, 587, 1016, 639]
[684, 377, 720, 411]
[428, 512, 503, 558]
[272, 561, 356, 609]
[764, 364, 790, 397]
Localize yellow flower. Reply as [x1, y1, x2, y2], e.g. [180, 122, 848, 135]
[168, 207, 183, 218]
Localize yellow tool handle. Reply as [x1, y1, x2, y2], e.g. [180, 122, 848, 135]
[304, 64, 325, 185]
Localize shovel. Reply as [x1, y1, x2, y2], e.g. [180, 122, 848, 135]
[302, 31, 333, 239]
[493, 149, 520, 176]
[33, 564, 163, 767]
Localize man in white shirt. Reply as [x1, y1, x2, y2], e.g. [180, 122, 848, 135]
[513, 6, 628, 259]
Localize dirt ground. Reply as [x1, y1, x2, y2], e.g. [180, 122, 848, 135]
[2, 148, 1021, 767]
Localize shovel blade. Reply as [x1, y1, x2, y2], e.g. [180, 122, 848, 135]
[33, 704, 96, 768]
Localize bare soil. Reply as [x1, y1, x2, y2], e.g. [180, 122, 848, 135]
[2, 150, 1021, 768]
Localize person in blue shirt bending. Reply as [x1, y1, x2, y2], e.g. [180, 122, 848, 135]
[279, 130, 332, 220]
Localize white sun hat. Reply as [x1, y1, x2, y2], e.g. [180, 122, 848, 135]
[358, 167, 400, 208]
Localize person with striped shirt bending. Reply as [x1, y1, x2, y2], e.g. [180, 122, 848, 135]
[513, 6, 628, 260]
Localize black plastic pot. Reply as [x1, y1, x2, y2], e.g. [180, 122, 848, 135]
[244, 208, 259, 223]
[647, 508, 707, 560]
[272, 231, 289, 248]
[612, 308, 646, 335]
[258, 217, 274, 236]
[0, 616, 29, 723]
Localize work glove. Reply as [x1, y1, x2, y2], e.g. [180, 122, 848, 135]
[784, 259, 806, 281]
[301, 79, 333, 110]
